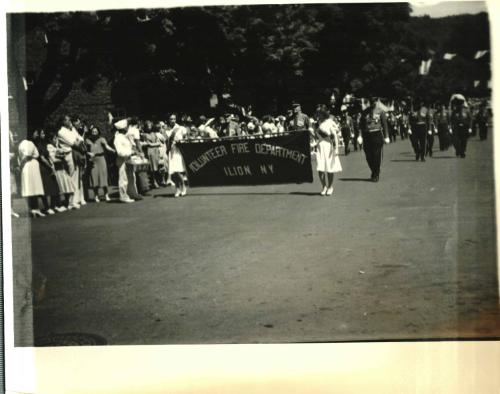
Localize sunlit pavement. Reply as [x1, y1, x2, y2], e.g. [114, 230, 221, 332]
[11, 132, 500, 345]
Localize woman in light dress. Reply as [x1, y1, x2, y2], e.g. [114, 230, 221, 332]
[315, 105, 342, 196]
[167, 115, 189, 197]
[47, 133, 76, 209]
[85, 126, 115, 202]
[143, 122, 164, 188]
[18, 132, 46, 217]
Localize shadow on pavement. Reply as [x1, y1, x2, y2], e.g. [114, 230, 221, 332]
[289, 192, 321, 196]
[155, 192, 295, 197]
[338, 178, 373, 182]
[432, 156, 458, 159]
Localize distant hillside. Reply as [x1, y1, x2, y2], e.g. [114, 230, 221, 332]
[406, 11, 491, 100]
[409, 12, 490, 58]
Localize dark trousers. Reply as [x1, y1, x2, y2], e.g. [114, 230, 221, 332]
[388, 127, 397, 142]
[409, 133, 417, 153]
[426, 133, 434, 157]
[437, 125, 450, 150]
[341, 130, 351, 155]
[479, 124, 488, 140]
[454, 128, 469, 156]
[413, 125, 426, 160]
[400, 126, 408, 140]
[363, 132, 384, 178]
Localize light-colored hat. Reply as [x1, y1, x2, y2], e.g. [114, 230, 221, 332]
[114, 119, 128, 130]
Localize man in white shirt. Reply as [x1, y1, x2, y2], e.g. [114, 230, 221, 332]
[57, 114, 84, 209]
[113, 119, 135, 203]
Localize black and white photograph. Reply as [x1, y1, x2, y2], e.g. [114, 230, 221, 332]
[4, 0, 499, 350]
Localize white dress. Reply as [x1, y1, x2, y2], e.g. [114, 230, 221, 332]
[18, 140, 45, 197]
[316, 118, 342, 173]
[168, 126, 188, 174]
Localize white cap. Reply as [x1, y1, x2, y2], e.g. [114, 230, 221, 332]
[114, 119, 128, 130]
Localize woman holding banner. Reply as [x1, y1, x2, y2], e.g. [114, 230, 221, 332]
[315, 105, 342, 196]
[168, 118, 189, 197]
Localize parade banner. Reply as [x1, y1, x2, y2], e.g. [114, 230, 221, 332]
[177, 130, 313, 187]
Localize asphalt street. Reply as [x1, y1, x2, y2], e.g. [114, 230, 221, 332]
[11, 133, 500, 345]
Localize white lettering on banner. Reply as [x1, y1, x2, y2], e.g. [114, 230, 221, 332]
[260, 164, 274, 174]
[231, 142, 250, 154]
[188, 145, 228, 173]
[223, 165, 253, 177]
[254, 143, 307, 165]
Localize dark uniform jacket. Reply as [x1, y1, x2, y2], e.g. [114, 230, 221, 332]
[359, 109, 388, 138]
[450, 108, 472, 134]
[289, 113, 311, 131]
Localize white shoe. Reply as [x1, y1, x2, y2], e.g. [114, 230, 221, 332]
[55, 206, 67, 212]
[80, 200, 87, 206]
[11, 211, 20, 218]
[181, 186, 187, 196]
[46, 209, 56, 215]
[30, 209, 45, 218]
[95, 196, 100, 203]
[120, 198, 135, 203]
[326, 187, 334, 196]
[105, 194, 111, 202]
[174, 189, 181, 198]
[320, 187, 327, 196]
[70, 203, 81, 210]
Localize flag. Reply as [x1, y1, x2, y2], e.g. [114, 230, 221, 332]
[419, 60, 425, 75]
[443, 53, 456, 60]
[474, 80, 480, 88]
[474, 50, 488, 59]
[419, 59, 432, 75]
[425, 59, 432, 74]
[209, 94, 218, 108]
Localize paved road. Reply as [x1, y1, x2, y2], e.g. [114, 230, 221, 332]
[12, 134, 500, 345]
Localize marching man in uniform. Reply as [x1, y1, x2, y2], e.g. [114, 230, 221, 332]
[359, 97, 390, 182]
[340, 106, 354, 156]
[289, 102, 311, 131]
[450, 95, 472, 158]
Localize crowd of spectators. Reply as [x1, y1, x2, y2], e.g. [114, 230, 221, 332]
[10, 94, 492, 216]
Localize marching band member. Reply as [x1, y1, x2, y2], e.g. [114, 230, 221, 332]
[359, 97, 390, 182]
[409, 100, 430, 162]
[339, 106, 354, 156]
[289, 102, 311, 131]
[450, 95, 472, 158]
